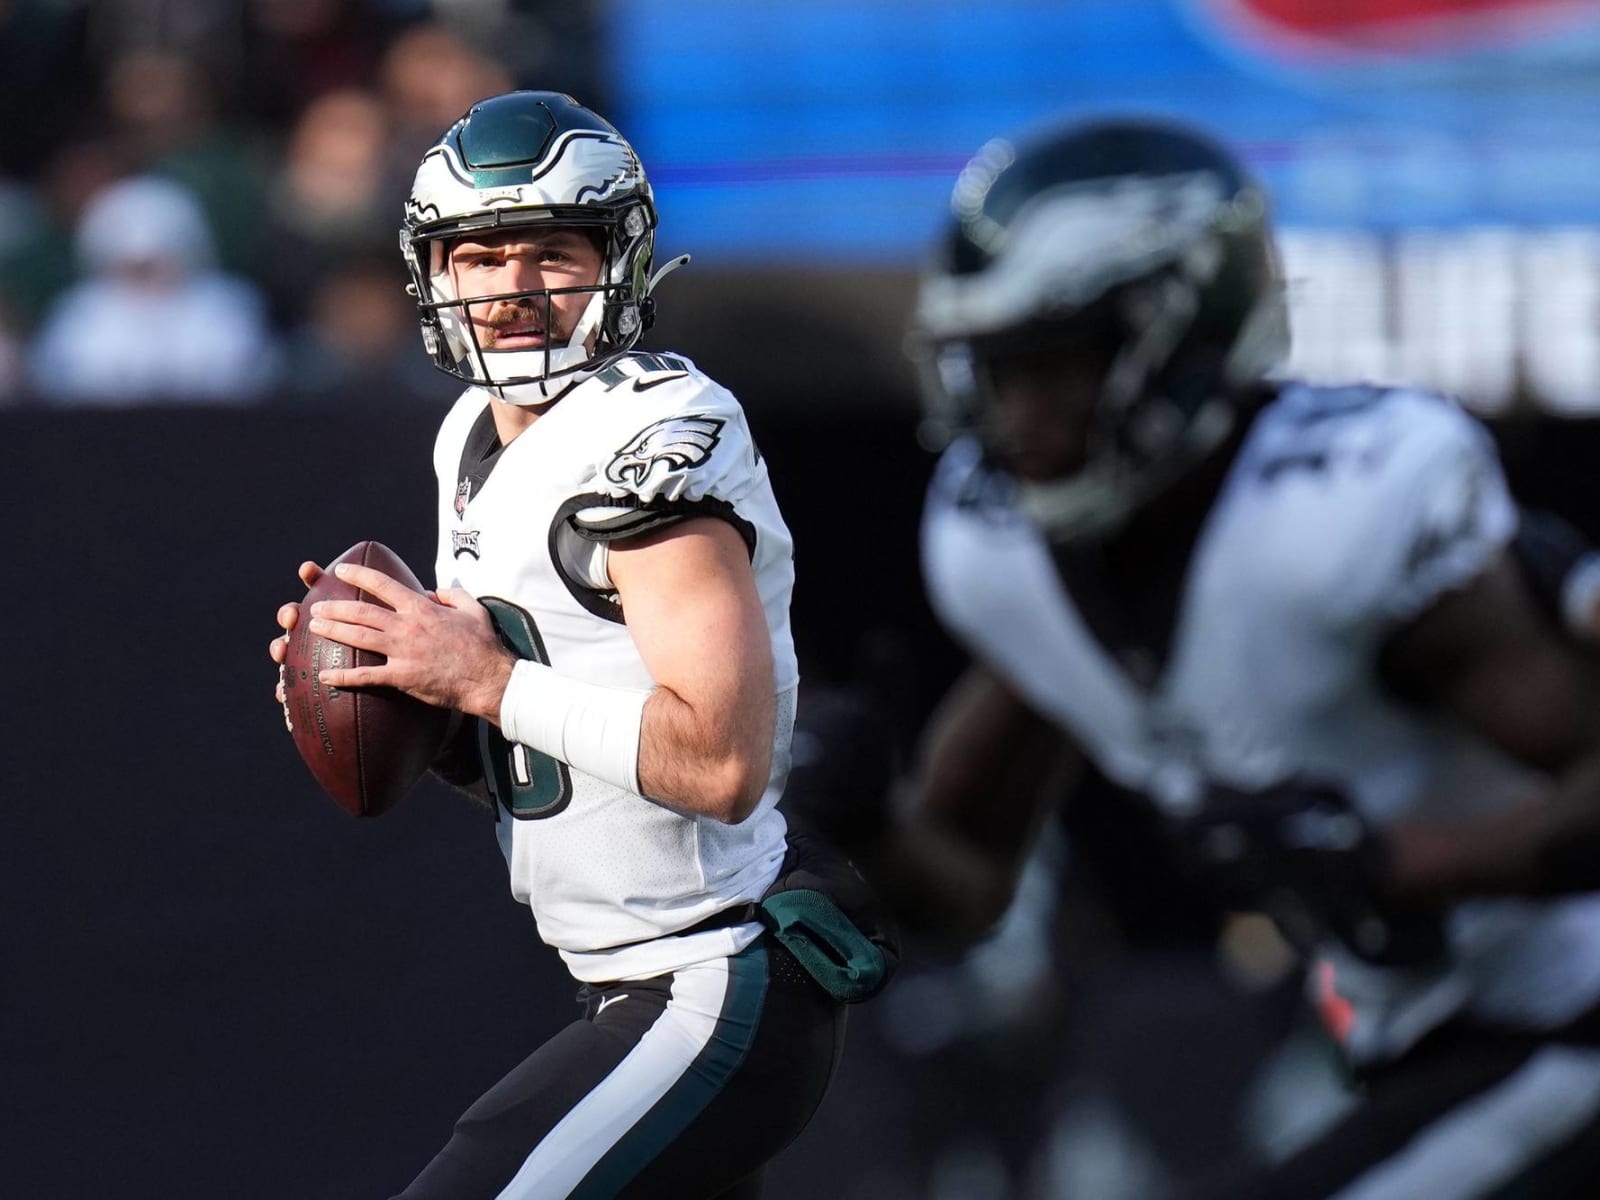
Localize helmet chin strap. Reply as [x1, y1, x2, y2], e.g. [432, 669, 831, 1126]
[566, 289, 606, 352]
[492, 377, 578, 406]
[484, 359, 585, 407]
[491, 291, 607, 407]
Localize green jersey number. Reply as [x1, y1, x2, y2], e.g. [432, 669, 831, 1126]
[478, 597, 572, 820]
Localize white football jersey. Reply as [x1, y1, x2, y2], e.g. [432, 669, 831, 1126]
[923, 382, 1600, 1065]
[432, 351, 797, 984]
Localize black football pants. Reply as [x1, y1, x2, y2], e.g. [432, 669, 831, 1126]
[393, 939, 845, 1200]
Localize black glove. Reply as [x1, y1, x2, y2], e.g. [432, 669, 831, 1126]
[1165, 778, 1448, 968]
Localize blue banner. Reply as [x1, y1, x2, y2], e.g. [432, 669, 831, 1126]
[610, 0, 1600, 261]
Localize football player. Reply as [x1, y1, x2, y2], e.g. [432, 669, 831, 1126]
[267, 92, 888, 1200]
[904, 117, 1600, 1197]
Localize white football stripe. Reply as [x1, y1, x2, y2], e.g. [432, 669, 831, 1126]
[494, 958, 732, 1199]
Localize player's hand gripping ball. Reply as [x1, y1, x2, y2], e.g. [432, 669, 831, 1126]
[280, 541, 453, 817]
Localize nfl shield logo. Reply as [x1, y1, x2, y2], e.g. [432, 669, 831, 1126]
[454, 477, 472, 519]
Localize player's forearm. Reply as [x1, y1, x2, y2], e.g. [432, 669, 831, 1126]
[497, 659, 650, 797]
[878, 668, 1075, 940]
[636, 686, 775, 824]
[915, 665, 1074, 860]
[493, 658, 774, 822]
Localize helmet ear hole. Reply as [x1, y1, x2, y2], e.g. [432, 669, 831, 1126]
[604, 301, 641, 344]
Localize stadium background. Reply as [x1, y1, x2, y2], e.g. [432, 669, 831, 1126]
[7, 2, 1600, 1196]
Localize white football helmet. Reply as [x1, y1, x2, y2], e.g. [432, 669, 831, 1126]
[401, 90, 687, 405]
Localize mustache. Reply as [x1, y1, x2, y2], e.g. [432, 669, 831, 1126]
[486, 302, 553, 333]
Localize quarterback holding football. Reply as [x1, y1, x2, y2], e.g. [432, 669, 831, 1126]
[268, 92, 886, 1200]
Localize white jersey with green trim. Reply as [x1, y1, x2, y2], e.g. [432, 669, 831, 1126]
[922, 381, 1600, 1066]
[431, 351, 797, 984]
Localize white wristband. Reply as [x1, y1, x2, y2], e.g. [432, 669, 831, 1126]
[1562, 553, 1600, 641]
[499, 659, 649, 794]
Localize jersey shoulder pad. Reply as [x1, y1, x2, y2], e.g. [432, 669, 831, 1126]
[1247, 384, 1516, 629]
[570, 360, 764, 539]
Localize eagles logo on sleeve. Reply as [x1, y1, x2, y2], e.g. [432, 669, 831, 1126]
[605, 415, 725, 489]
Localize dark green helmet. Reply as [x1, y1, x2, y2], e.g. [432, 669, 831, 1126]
[913, 117, 1289, 540]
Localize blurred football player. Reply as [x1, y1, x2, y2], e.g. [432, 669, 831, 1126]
[903, 117, 1600, 1198]
[268, 91, 891, 1200]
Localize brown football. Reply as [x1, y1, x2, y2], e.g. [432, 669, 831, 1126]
[280, 540, 453, 817]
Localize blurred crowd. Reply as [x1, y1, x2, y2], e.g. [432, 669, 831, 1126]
[0, 0, 604, 409]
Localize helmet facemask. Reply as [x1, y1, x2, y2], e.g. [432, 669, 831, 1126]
[402, 204, 655, 405]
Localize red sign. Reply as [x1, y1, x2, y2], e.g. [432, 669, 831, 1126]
[1202, 0, 1595, 55]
